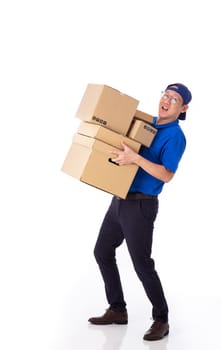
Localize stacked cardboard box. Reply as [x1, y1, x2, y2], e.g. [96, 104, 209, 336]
[61, 84, 157, 198]
[75, 84, 139, 135]
[128, 110, 157, 147]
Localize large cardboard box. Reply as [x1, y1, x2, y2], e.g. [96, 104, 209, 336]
[128, 119, 157, 147]
[75, 84, 139, 135]
[61, 133, 139, 199]
[77, 121, 141, 152]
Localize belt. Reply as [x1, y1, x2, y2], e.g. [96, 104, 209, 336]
[115, 192, 157, 200]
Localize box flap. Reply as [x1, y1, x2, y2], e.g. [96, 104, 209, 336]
[73, 133, 119, 155]
[77, 121, 141, 152]
[134, 110, 154, 124]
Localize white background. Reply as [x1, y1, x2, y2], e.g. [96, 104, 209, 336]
[1, 1, 221, 349]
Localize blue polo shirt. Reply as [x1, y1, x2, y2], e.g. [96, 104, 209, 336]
[129, 118, 186, 195]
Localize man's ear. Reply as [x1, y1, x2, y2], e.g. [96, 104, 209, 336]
[181, 104, 189, 113]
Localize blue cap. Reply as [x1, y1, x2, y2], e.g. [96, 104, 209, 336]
[166, 83, 192, 120]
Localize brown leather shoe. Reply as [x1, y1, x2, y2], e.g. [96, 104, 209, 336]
[88, 308, 128, 325]
[143, 320, 169, 341]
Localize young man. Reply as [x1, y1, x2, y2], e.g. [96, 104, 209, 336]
[88, 83, 192, 341]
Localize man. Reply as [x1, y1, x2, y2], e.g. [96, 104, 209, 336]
[88, 83, 192, 341]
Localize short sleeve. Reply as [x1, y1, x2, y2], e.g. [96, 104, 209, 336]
[160, 131, 186, 173]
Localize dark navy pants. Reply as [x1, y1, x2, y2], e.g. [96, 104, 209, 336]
[94, 196, 169, 322]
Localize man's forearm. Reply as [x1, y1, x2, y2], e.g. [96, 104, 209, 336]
[134, 155, 174, 183]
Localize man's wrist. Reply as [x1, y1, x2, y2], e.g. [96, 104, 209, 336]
[134, 154, 143, 166]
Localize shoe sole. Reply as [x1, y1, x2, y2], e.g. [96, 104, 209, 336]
[113, 320, 128, 325]
[89, 320, 128, 325]
[143, 330, 169, 341]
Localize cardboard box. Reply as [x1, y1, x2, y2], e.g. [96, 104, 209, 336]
[77, 121, 141, 152]
[127, 119, 157, 147]
[134, 109, 154, 124]
[75, 84, 139, 135]
[61, 133, 139, 199]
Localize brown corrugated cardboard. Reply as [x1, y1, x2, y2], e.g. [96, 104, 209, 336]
[75, 84, 139, 135]
[61, 134, 139, 199]
[128, 119, 157, 147]
[77, 121, 141, 152]
[134, 109, 154, 124]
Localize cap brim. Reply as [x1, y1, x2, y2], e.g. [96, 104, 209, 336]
[178, 112, 186, 120]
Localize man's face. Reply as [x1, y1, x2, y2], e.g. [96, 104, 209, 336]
[158, 90, 188, 123]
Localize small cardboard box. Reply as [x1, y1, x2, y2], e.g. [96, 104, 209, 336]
[127, 119, 157, 147]
[61, 134, 139, 199]
[77, 121, 141, 152]
[134, 109, 154, 124]
[75, 84, 139, 135]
